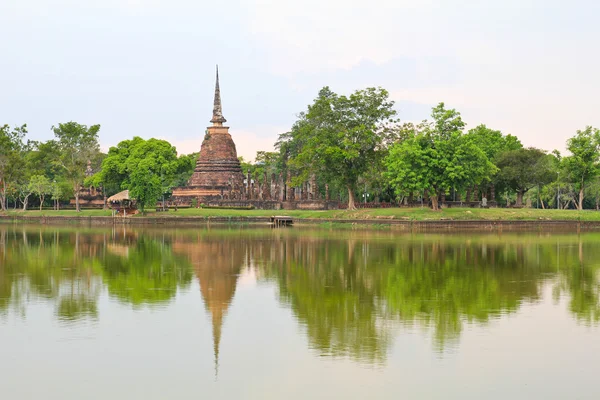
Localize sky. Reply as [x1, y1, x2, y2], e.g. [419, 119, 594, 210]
[1, 0, 599, 161]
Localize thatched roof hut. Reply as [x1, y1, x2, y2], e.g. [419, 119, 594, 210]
[107, 190, 130, 203]
[107, 190, 136, 212]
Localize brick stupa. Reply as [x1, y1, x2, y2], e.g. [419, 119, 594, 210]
[172, 67, 244, 201]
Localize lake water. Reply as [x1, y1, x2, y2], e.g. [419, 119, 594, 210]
[1, 225, 599, 399]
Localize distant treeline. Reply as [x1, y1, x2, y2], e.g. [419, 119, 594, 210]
[2, 86, 599, 211]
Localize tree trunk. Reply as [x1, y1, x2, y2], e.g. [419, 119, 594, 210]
[347, 185, 357, 210]
[22, 194, 30, 211]
[39, 195, 44, 211]
[579, 186, 584, 211]
[540, 192, 545, 210]
[0, 181, 6, 211]
[516, 190, 524, 207]
[465, 187, 472, 202]
[431, 194, 440, 211]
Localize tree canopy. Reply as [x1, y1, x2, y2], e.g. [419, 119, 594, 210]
[0, 124, 27, 210]
[495, 148, 556, 206]
[53, 122, 101, 212]
[385, 103, 496, 210]
[91, 136, 192, 213]
[561, 126, 600, 210]
[279, 86, 397, 209]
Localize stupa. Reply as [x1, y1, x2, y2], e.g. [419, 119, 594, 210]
[172, 67, 244, 201]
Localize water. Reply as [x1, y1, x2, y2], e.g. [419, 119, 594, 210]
[1, 225, 599, 399]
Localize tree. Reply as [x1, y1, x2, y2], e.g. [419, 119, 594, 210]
[50, 181, 63, 210]
[0, 124, 27, 211]
[53, 122, 101, 212]
[26, 140, 62, 179]
[129, 162, 162, 214]
[95, 137, 180, 213]
[561, 126, 600, 210]
[28, 175, 51, 211]
[17, 182, 33, 211]
[96, 137, 179, 194]
[385, 103, 495, 210]
[171, 152, 197, 187]
[281, 87, 397, 209]
[466, 125, 522, 160]
[495, 148, 555, 207]
[466, 125, 522, 201]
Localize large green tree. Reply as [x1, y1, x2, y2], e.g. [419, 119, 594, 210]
[466, 125, 522, 160]
[94, 137, 180, 213]
[28, 175, 51, 211]
[281, 87, 397, 209]
[52, 122, 101, 212]
[561, 126, 600, 210]
[0, 124, 27, 211]
[385, 103, 495, 210]
[466, 124, 522, 201]
[495, 148, 556, 207]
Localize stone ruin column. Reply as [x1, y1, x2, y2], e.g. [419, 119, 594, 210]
[263, 171, 270, 200]
[325, 184, 330, 201]
[247, 171, 252, 200]
[310, 174, 317, 200]
[270, 173, 276, 200]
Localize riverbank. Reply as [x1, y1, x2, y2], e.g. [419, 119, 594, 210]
[2, 207, 600, 230]
[1, 207, 600, 220]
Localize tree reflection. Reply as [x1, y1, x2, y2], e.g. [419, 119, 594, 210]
[101, 234, 192, 306]
[1, 226, 600, 365]
[254, 231, 600, 356]
[0, 227, 192, 320]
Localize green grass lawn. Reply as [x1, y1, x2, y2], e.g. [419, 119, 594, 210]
[3, 207, 599, 221]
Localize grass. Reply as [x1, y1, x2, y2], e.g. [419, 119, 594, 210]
[2, 207, 600, 221]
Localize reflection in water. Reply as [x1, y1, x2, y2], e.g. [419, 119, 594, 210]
[0, 228, 193, 320]
[1, 226, 600, 367]
[173, 238, 244, 377]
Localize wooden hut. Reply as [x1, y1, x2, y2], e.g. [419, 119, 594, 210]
[107, 190, 137, 215]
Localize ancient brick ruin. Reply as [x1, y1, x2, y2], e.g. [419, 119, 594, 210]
[171, 67, 338, 210]
[172, 67, 245, 201]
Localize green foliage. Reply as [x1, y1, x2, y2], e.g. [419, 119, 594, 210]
[96, 137, 180, 212]
[561, 126, 600, 210]
[171, 152, 197, 188]
[466, 124, 522, 161]
[28, 175, 51, 210]
[25, 140, 61, 179]
[280, 86, 397, 209]
[128, 160, 163, 214]
[0, 124, 28, 210]
[385, 103, 495, 209]
[52, 122, 101, 211]
[495, 148, 556, 206]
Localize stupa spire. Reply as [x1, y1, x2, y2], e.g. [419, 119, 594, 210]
[210, 65, 227, 125]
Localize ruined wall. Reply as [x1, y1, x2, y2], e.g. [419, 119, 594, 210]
[281, 201, 340, 210]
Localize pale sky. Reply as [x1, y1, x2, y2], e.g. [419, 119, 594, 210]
[1, 0, 599, 161]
